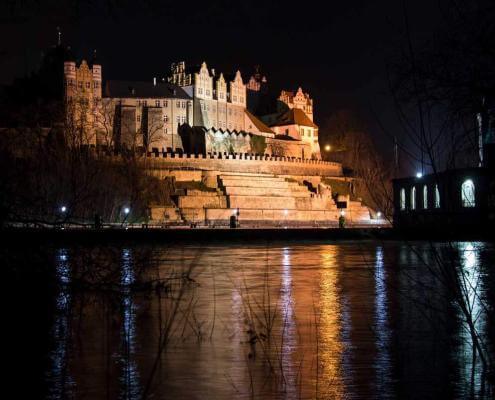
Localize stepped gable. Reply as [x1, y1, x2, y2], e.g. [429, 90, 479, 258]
[104, 80, 191, 99]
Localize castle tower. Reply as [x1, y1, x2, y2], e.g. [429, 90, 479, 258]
[90, 51, 102, 99]
[63, 61, 77, 100]
[63, 58, 103, 145]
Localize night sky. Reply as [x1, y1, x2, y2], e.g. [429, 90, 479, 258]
[1, 0, 442, 168]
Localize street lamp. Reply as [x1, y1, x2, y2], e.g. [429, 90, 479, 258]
[416, 172, 423, 178]
[124, 207, 130, 215]
[324, 144, 331, 152]
[377, 211, 382, 218]
[60, 206, 67, 213]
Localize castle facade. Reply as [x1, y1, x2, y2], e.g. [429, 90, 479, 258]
[64, 59, 321, 159]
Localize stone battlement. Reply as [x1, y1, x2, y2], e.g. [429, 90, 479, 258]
[114, 151, 343, 177]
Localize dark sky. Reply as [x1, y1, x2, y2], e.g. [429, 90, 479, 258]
[0, 0, 443, 168]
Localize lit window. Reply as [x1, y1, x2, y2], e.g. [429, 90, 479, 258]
[461, 179, 475, 207]
[434, 185, 440, 208]
[155, 100, 160, 107]
[400, 188, 406, 210]
[423, 185, 428, 209]
[410, 186, 416, 210]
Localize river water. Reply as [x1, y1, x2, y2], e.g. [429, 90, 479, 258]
[5, 240, 495, 399]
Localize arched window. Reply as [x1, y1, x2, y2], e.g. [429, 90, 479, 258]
[410, 186, 416, 210]
[423, 185, 428, 209]
[461, 179, 475, 207]
[400, 188, 405, 210]
[434, 184, 440, 208]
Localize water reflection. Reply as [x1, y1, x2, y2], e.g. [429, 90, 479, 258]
[318, 246, 344, 399]
[457, 242, 489, 398]
[46, 248, 74, 399]
[33, 241, 495, 399]
[280, 246, 297, 398]
[119, 248, 141, 399]
[374, 246, 392, 397]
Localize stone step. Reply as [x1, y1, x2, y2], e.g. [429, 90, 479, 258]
[219, 172, 277, 178]
[228, 195, 298, 210]
[180, 208, 206, 221]
[205, 208, 341, 222]
[178, 195, 227, 209]
[224, 186, 311, 197]
[220, 178, 291, 189]
[343, 209, 370, 221]
[219, 174, 282, 181]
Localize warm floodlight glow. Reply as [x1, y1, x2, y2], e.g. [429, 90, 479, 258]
[284, 209, 288, 216]
[340, 210, 345, 216]
[324, 144, 331, 152]
[416, 172, 423, 178]
[124, 207, 130, 214]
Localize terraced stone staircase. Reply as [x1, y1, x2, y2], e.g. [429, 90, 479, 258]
[174, 172, 371, 225]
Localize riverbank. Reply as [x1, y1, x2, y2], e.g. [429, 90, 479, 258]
[1, 225, 492, 243]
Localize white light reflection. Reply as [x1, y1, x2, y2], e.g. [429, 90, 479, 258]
[280, 247, 297, 398]
[47, 249, 74, 399]
[120, 249, 141, 399]
[374, 246, 392, 395]
[457, 242, 488, 397]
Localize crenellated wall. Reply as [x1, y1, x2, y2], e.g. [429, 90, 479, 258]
[130, 151, 343, 177]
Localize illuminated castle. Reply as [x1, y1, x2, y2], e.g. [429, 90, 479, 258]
[64, 58, 322, 159]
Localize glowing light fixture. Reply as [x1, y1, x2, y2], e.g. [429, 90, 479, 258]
[416, 172, 423, 178]
[377, 211, 382, 218]
[60, 206, 67, 213]
[324, 144, 331, 152]
[124, 207, 130, 215]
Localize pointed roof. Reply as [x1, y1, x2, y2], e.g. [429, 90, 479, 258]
[269, 108, 317, 128]
[104, 80, 191, 99]
[245, 110, 274, 134]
